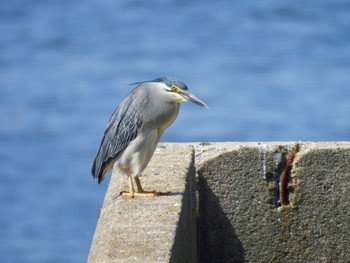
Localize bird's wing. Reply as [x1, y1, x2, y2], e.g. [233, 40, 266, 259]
[91, 94, 143, 183]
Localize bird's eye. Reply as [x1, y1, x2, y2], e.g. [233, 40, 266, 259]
[171, 85, 179, 92]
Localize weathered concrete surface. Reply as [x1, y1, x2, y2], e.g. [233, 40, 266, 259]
[89, 142, 350, 263]
[197, 142, 350, 263]
[88, 143, 197, 263]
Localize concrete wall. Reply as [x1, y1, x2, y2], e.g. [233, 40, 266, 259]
[89, 142, 350, 263]
[197, 142, 350, 263]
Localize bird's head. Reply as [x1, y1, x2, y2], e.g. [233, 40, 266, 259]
[135, 77, 208, 108]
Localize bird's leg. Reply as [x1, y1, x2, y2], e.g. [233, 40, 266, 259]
[121, 169, 135, 198]
[133, 175, 170, 197]
[121, 171, 170, 197]
[134, 175, 144, 193]
[120, 171, 159, 197]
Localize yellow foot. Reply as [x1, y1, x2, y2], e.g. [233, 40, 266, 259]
[120, 191, 171, 198]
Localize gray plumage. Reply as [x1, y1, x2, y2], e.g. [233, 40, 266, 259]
[91, 77, 207, 191]
[91, 87, 144, 183]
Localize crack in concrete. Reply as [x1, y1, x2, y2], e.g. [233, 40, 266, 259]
[279, 146, 299, 206]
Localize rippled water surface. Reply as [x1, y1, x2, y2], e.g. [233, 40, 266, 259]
[1, 0, 350, 262]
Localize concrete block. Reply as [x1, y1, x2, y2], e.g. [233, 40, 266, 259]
[89, 142, 350, 263]
[197, 142, 350, 263]
[88, 143, 197, 263]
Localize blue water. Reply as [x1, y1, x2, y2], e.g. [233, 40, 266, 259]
[1, 0, 350, 262]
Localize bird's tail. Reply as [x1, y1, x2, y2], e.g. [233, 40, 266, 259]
[91, 158, 102, 184]
[91, 154, 111, 184]
[91, 153, 106, 184]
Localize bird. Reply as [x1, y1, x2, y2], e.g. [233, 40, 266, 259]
[91, 77, 208, 197]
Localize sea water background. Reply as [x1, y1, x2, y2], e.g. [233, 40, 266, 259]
[1, 0, 350, 262]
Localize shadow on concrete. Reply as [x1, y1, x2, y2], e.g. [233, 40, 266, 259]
[198, 174, 245, 263]
[170, 165, 197, 263]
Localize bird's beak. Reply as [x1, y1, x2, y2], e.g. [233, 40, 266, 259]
[180, 90, 209, 109]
